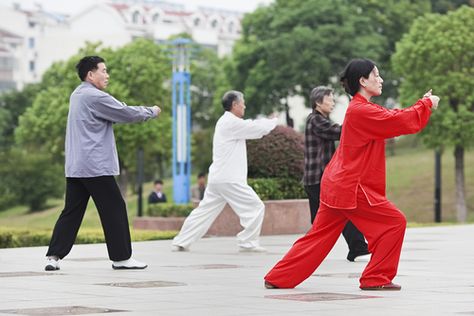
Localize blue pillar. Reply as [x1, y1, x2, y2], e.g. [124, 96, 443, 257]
[171, 38, 192, 204]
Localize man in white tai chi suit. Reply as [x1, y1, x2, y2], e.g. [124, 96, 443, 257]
[172, 90, 278, 252]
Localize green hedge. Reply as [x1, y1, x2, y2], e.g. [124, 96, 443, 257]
[148, 203, 194, 217]
[248, 178, 306, 200]
[0, 227, 177, 249]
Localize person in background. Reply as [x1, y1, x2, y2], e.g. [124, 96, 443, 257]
[191, 172, 207, 204]
[171, 90, 277, 253]
[303, 85, 369, 262]
[148, 179, 167, 204]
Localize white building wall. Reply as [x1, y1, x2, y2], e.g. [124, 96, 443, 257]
[0, 1, 243, 92]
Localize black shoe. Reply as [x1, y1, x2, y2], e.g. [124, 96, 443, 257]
[347, 249, 370, 262]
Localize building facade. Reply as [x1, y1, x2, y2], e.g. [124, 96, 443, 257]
[0, 0, 243, 92]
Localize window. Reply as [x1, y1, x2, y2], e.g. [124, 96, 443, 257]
[152, 13, 159, 23]
[228, 22, 234, 33]
[29, 61, 35, 72]
[28, 37, 35, 48]
[211, 19, 218, 29]
[194, 18, 200, 27]
[132, 11, 140, 24]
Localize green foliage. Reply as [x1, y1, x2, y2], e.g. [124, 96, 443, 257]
[392, 6, 474, 149]
[0, 149, 63, 211]
[230, 0, 395, 115]
[191, 128, 213, 174]
[0, 83, 42, 149]
[0, 227, 176, 248]
[148, 203, 194, 217]
[248, 178, 306, 200]
[190, 46, 226, 127]
[105, 39, 172, 177]
[430, 0, 473, 13]
[247, 178, 280, 200]
[247, 125, 304, 180]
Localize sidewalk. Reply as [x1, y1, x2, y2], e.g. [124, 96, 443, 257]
[1, 225, 473, 315]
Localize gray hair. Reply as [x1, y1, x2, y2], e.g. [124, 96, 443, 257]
[222, 90, 244, 111]
[310, 86, 333, 109]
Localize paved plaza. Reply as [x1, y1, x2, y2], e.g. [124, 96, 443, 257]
[1, 224, 473, 315]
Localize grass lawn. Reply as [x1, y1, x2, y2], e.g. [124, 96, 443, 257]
[386, 145, 474, 223]
[0, 179, 172, 231]
[0, 145, 472, 232]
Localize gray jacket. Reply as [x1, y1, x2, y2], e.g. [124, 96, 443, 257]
[65, 81, 157, 177]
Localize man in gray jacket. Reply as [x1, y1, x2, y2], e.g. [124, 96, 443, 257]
[45, 56, 161, 271]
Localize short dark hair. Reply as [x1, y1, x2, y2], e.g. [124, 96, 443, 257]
[340, 58, 376, 96]
[154, 179, 163, 185]
[310, 86, 334, 109]
[221, 90, 243, 111]
[197, 172, 206, 178]
[76, 56, 105, 81]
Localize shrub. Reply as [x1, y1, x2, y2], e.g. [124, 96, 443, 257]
[248, 178, 306, 200]
[247, 125, 304, 180]
[276, 178, 307, 200]
[0, 227, 177, 248]
[148, 203, 194, 217]
[0, 149, 63, 212]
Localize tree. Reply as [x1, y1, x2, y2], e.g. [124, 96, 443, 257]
[430, 0, 474, 13]
[15, 40, 172, 197]
[350, 0, 431, 102]
[102, 39, 171, 196]
[392, 6, 474, 222]
[229, 0, 429, 120]
[0, 83, 42, 149]
[190, 43, 226, 127]
[0, 149, 63, 211]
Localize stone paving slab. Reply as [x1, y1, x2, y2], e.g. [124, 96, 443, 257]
[0, 225, 473, 315]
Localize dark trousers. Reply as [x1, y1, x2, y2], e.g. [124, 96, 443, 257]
[304, 184, 368, 255]
[46, 176, 132, 261]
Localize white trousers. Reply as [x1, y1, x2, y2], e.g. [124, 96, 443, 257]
[172, 183, 265, 249]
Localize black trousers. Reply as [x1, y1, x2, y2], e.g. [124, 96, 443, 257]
[46, 176, 132, 261]
[304, 184, 368, 254]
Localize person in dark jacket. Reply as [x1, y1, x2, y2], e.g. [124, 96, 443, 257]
[303, 86, 369, 262]
[148, 179, 167, 204]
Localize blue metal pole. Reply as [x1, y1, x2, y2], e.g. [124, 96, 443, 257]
[171, 38, 192, 204]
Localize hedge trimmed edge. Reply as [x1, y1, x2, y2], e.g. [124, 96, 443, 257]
[0, 227, 177, 249]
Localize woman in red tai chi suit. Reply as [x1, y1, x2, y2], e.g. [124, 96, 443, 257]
[264, 58, 440, 291]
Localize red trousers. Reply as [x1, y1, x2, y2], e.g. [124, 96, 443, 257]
[264, 188, 406, 288]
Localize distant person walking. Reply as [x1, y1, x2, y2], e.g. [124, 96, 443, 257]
[265, 58, 439, 291]
[303, 86, 369, 262]
[172, 90, 277, 252]
[45, 56, 161, 271]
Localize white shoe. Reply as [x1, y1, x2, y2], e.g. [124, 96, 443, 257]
[239, 246, 267, 253]
[171, 245, 189, 252]
[45, 257, 60, 271]
[112, 258, 147, 270]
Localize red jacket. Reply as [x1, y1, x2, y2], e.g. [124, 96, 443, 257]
[320, 93, 433, 209]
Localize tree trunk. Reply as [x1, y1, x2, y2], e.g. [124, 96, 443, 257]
[118, 167, 128, 202]
[454, 145, 467, 222]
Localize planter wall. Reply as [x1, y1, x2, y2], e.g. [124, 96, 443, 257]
[133, 199, 311, 236]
